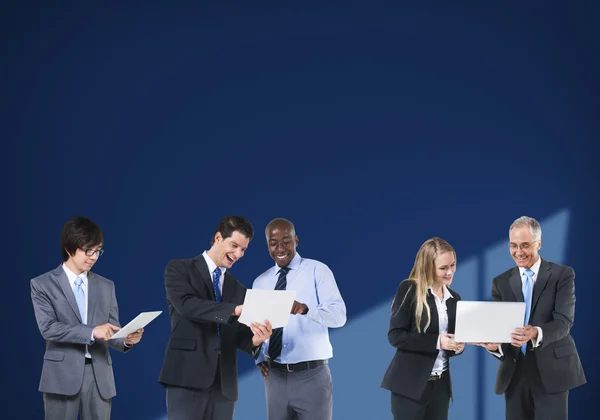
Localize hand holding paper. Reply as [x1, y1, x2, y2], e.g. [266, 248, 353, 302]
[237, 289, 296, 329]
[454, 301, 526, 343]
[109, 311, 162, 340]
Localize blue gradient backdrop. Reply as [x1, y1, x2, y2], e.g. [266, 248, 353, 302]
[2, 2, 598, 419]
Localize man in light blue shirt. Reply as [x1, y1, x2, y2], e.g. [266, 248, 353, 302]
[253, 218, 346, 420]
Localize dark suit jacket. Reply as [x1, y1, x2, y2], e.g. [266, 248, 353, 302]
[158, 255, 256, 401]
[381, 280, 462, 401]
[30, 265, 129, 399]
[491, 258, 586, 394]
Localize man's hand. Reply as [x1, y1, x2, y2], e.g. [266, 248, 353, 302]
[440, 333, 462, 351]
[250, 320, 272, 347]
[125, 328, 144, 346]
[258, 361, 270, 379]
[290, 300, 308, 315]
[93, 323, 121, 341]
[511, 325, 538, 348]
[472, 342, 500, 352]
[233, 305, 243, 316]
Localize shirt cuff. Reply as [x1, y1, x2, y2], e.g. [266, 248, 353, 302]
[305, 305, 317, 322]
[532, 326, 543, 348]
[436, 335, 441, 350]
[489, 345, 503, 358]
[251, 343, 262, 359]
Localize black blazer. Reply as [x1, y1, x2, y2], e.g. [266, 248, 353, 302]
[381, 280, 462, 401]
[491, 259, 586, 394]
[158, 255, 256, 401]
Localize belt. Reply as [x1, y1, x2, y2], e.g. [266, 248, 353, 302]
[85, 358, 93, 365]
[270, 359, 328, 373]
[428, 370, 448, 381]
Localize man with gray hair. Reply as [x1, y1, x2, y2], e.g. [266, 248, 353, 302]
[478, 216, 586, 420]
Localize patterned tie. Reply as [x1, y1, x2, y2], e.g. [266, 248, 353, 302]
[521, 269, 534, 354]
[74, 276, 86, 323]
[268, 266, 290, 361]
[213, 267, 222, 338]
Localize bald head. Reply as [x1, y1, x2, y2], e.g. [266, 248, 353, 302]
[265, 218, 296, 238]
[265, 218, 298, 267]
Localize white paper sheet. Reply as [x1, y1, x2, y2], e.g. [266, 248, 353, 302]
[454, 301, 526, 343]
[109, 311, 163, 340]
[237, 290, 296, 329]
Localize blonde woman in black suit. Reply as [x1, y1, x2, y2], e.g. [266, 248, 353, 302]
[381, 237, 465, 420]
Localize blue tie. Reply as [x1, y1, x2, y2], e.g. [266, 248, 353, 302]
[213, 267, 222, 337]
[74, 276, 86, 323]
[521, 269, 534, 354]
[268, 266, 290, 361]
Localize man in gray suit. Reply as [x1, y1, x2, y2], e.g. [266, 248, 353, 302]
[478, 216, 586, 420]
[31, 216, 144, 420]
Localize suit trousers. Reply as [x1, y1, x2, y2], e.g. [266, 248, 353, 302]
[43, 361, 111, 420]
[505, 351, 569, 420]
[166, 362, 235, 420]
[265, 364, 332, 420]
[390, 371, 450, 420]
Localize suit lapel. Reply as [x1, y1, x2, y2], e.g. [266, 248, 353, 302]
[446, 294, 457, 333]
[508, 268, 524, 302]
[193, 256, 216, 300]
[222, 272, 237, 303]
[426, 292, 440, 333]
[87, 272, 98, 324]
[53, 265, 82, 323]
[531, 259, 551, 313]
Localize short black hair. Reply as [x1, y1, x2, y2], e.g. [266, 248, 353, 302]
[60, 216, 103, 262]
[211, 215, 254, 246]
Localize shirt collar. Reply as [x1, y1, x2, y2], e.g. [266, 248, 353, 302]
[273, 252, 301, 272]
[518, 256, 542, 277]
[428, 284, 453, 302]
[62, 263, 88, 286]
[202, 251, 227, 276]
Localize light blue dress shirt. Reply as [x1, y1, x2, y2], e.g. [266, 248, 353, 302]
[253, 253, 347, 364]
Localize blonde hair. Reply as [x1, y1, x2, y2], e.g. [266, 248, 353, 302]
[404, 237, 456, 332]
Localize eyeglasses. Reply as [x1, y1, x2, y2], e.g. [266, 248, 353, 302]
[508, 241, 537, 251]
[83, 248, 104, 257]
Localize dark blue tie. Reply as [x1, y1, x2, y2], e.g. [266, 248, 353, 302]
[213, 267, 222, 337]
[268, 266, 290, 361]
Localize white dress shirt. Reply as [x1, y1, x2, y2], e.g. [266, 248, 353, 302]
[431, 285, 453, 375]
[203, 251, 227, 294]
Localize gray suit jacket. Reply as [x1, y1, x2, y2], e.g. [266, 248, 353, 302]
[31, 265, 129, 399]
[491, 258, 586, 394]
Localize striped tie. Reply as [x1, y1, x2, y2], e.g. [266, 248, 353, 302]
[268, 266, 290, 361]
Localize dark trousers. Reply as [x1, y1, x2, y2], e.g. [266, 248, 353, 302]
[391, 370, 450, 420]
[505, 351, 569, 420]
[166, 363, 235, 420]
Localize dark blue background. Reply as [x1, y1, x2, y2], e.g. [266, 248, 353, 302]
[3, 2, 598, 418]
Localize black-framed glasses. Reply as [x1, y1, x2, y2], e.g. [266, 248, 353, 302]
[508, 241, 538, 251]
[84, 248, 104, 257]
